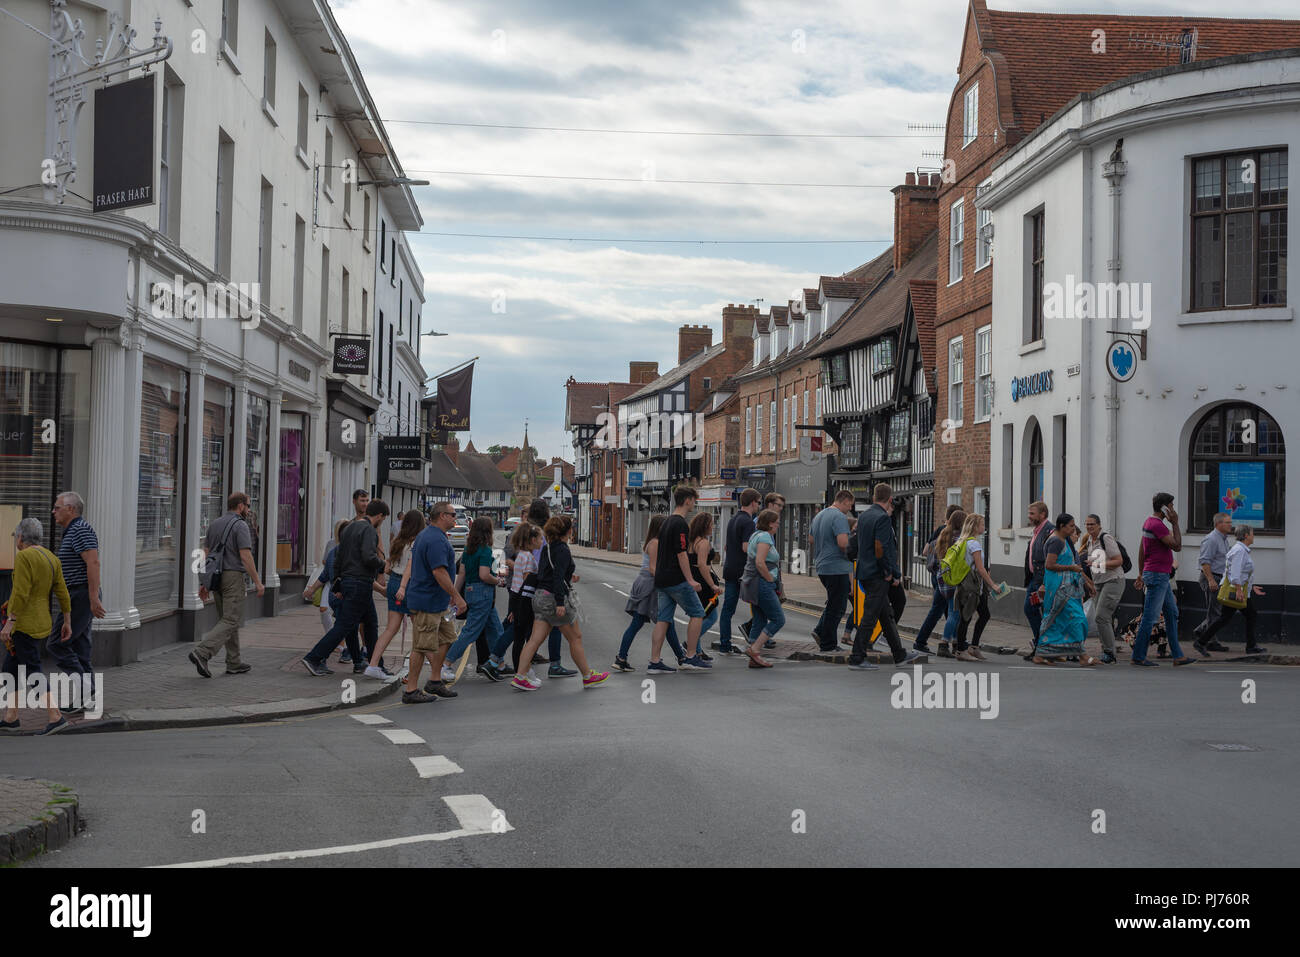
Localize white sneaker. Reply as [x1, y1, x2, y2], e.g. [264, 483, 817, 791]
[441, 665, 455, 682]
[527, 669, 542, 684]
[363, 665, 387, 680]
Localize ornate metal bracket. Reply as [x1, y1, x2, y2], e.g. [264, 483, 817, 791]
[46, 0, 173, 204]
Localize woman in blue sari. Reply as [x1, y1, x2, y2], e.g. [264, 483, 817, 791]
[1034, 513, 1101, 666]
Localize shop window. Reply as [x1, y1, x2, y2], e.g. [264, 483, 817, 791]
[136, 359, 186, 617]
[201, 381, 232, 538]
[277, 413, 307, 573]
[1189, 403, 1285, 533]
[245, 394, 269, 572]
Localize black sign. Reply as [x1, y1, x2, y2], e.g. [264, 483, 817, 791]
[379, 436, 421, 468]
[332, 336, 371, 375]
[93, 76, 155, 213]
[0, 414, 33, 457]
[436, 364, 474, 430]
[387, 458, 421, 471]
[427, 428, 450, 446]
[739, 467, 774, 493]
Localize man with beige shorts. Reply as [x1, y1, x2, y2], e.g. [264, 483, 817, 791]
[399, 502, 467, 703]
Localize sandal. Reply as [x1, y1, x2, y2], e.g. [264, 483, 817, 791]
[1031, 655, 1056, 665]
[748, 656, 773, 668]
[1079, 654, 1100, 667]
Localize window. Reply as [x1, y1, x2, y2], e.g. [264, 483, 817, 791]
[1192, 150, 1288, 309]
[376, 310, 385, 393]
[262, 30, 276, 108]
[1189, 404, 1285, 533]
[159, 69, 184, 240]
[974, 325, 992, 421]
[782, 397, 789, 450]
[380, 219, 387, 272]
[745, 406, 752, 454]
[390, 237, 397, 285]
[885, 410, 909, 464]
[324, 129, 334, 195]
[296, 85, 308, 155]
[841, 421, 862, 468]
[363, 192, 372, 248]
[947, 488, 963, 509]
[136, 359, 186, 616]
[398, 279, 404, 334]
[949, 199, 964, 284]
[1052, 414, 1066, 515]
[947, 336, 964, 426]
[870, 337, 895, 375]
[1001, 424, 1014, 526]
[870, 425, 883, 469]
[963, 83, 978, 147]
[343, 168, 352, 223]
[825, 353, 850, 387]
[976, 179, 992, 270]
[815, 388, 821, 424]
[221, 0, 239, 54]
[702, 377, 711, 392]
[341, 267, 350, 332]
[292, 215, 305, 329]
[361, 288, 368, 338]
[1027, 422, 1044, 509]
[756, 400, 764, 449]
[319, 246, 330, 333]
[769, 401, 776, 452]
[1029, 210, 1045, 341]
[917, 394, 934, 445]
[258, 178, 272, 296]
[803, 389, 809, 426]
[214, 130, 234, 276]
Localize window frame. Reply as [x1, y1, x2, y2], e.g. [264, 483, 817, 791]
[975, 178, 993, 271]
[1187, 403, 1286, 534]
[962, 83, 978, 148]
[974, 324, 992, 423]
[947, 335, 964, 428]
[1029, 209, 1045, 343]
[949, 198, 965, 285]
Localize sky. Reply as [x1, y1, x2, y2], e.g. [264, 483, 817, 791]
[332, 0, 1300, 461]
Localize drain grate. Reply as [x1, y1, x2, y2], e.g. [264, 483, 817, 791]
[1207, 743, 1260, 751]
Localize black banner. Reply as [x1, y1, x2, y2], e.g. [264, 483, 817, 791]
[427, 428, 450, 446]
[436, 365, 474, 430]
[0, 414, 33, 457]
[326, 409, 366, 462]
[332, 336, 371, 375]
[93, 76, 155, 213]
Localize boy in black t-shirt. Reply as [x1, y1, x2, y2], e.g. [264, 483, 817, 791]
[650, 486, 710, 672]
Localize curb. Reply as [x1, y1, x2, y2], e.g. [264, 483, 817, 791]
[59, 670, 404, 734]
[1, 778, 80, 866]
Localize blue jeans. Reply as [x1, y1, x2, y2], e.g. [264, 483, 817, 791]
[657, 581, 705, 621]
[49, 584, 96, 696]
[913, 573, 948, 647]
[448, 583, 502, 664]
[750, 578, 786, 639]
[491, 614, 514, 660]
[814, 573, 851, 648]
[1134, 571, 1185, 662]
[307, 578, 377, 665]
[620, 613, 683, 660]
[1023, 589, 1043, 646]
[718, 579, 742, 649]
[943, 593, 960, 642]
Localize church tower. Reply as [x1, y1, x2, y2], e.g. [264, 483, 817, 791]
[513, 424, 537, 515]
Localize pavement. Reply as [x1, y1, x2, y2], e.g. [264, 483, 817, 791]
[0, 776, 80, 865]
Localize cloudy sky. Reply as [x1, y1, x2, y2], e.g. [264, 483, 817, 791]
[332, 0, 1297, 459]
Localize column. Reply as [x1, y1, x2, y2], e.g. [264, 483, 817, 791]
[304, 400, 323, 582]
[264, 388, 283, 590]
[231, 375, 249, 498]
[180, 356, 208, 610]
[116, 326, 146, 630]
[85, 325, 130, 632]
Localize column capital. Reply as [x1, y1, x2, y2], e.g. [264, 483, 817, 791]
[234, 374, 252, 394]
[85, 324, 129, 350]
[129, 324, 149, 352]
[268, 388, 284, 405]
[189, 353, 208, 376]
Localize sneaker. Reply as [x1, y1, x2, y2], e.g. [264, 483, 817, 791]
[583, 670, 610, 687]
[912, 643, 932, 655]
[301, 657, 333, 677]
[937, 641, 953, 659]
[896, 650, 926, 667]
[738, 620, 752, 639]
[352, 664, 369, 674]
[532, 653, 550, 665]
[1099, 652, 1117, 664]
[441, 665, 456, 683]
[424, 680, 459, 698]
[848, 660, 879, 671]
[477, 663, 504, 682]
[61, 705, 86, 717]
[189, 651, 212, 678]
[401, 688, 438, 704]
[225, 663, 252, 675]
[717, 645, 742, 656]
[548, 664, 578, 678]
[612, 657, 635, 672]
[40, 717, 71, 735]
[339, 651, 353, 664]
[0, 719, 20, 732]
[1245, 646, 1269, 655]
[451, 652, 472, 685]
[679, 655, 712, 670]
[762, 639, 776, 650]
[510, 674, 541, 692]
[698, 650, 714, 662]
[1172, 656, 1198, 667]
[1193, 640, 1212, 658]
[1206, 641, 1231, 653]
[363, 665, 389, 680]
[1131, 658, 1158, 667]
[647, 659, 678, 675]
[525, 669, 542, 685]
[955, 649, 979, 662]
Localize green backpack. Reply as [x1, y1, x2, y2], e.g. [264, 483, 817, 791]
[940, 537, 974, 586]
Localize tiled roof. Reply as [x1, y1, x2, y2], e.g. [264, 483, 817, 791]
[837, 247, 894, 289]
[819, 277, 869, 300]
[620, 342, 727, 404]
[565, 380, 610, 427]
[607, 382, 641, 406]
[427, 450, 471, 490]
[977, 2, 1300, 139]
[770, 306, 789, 327]
[803, 288, 820, 311]
[907, 279, 938, 372]
[493, 448, 520, 473]
[753, 313, 770, 335]
[457, 449, 514, 492]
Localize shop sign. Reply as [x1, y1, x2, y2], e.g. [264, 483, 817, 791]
[1009, 370, 1053, 402]
[627, 471, 644, 488]
[332, 337, 371, 375]
[93, 77, 154, 213]
[0, 414, 33, 457]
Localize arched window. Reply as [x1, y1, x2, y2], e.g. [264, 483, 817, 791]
[1189, 404, 1285, 533]
[1027, 422, 1044, 508]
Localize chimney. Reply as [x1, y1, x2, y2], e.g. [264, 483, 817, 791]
[629, 360, 659, 383]
[678, 324, 713, 364]
[891, 172, 939, 272]
[444, 434, 459, 466]
[721, 304, 757, 365]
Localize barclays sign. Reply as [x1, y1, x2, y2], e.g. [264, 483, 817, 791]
[1010, 370, 1053, 402]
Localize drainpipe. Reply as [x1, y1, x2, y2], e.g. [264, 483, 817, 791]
[1101, 145, 1127, 535]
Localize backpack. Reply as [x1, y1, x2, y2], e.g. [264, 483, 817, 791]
[940, 537, 975, 587]
[203, 517, 241, 591]
[1103, 532, 1133, 574]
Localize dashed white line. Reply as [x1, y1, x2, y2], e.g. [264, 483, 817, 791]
[378, 728, 426, 745]
[615, 590, 630, 597]
[409, 755, 465, 778]
[351, 713, 393, 725]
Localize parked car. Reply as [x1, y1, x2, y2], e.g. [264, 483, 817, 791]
[505, 516, 523, 532]
[449, 524, 469, 548]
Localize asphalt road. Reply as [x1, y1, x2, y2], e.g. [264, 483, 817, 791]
[8, 554, 1300, 867]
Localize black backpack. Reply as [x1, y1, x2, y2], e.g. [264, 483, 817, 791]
[1104, 532, 1133, 574]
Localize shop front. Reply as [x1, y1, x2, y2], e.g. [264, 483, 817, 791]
[776, 457, 828, 575]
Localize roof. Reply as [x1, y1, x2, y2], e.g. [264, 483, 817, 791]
[607, 382, 641, 406]
[456, 449, 513, 492]
[753, 313, 770, 335]
[463, 440, 478, 454]
[907, 280, 938, 371]
[808, 232, 939, 359]
[426, 450, 471, 490]
[770, 306, 789, 327]
[565, 380, 611, 428]
[819, 277, 869, 300]
[620, 342, 727, 404]
[803, 289, 820, 311]
[840, 247, 895, 288]
[493, 448, 520, 473]
[973, 2, 1300, 140]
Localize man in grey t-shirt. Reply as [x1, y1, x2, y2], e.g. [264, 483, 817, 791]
[810, 490, 855, 652]
[189, 492, 264, 677]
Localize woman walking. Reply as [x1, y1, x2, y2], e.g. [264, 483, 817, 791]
[741, 509, 783, 668]
[363, 510, 423, 679]
[444, 517, 507, 684]
[511, 516, 608, 692]
[1, 518, 73, 734]
[302, 519, 347, 635]
[498, 522, 543, 681]
[932, 510, 965, 657]
[939, 513, 998, 662]
[1196, 525, 1268, 654]
[614, 514, 685, 673]
[1034, 513, 1102, 665]
[1079, 514, 1123, 664]
[689, 512, 721, 655]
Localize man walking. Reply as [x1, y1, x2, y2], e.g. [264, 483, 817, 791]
[189, 493, 265, 677]
[1192, 512, 1234, 655]
[352, 489, 370, 520]
[650, 486, 710, 671]
[1132, 492, 1196, 667]
[1022, 501, 1052, 654]
[810, 490, 855, 653]
[301, 499, 388, 676]
[1082, 514, 1124, 664]
[912, 504, 961, 654]
[402, 502, 468, 703]
[50, 492, 105, 712]
[719, 488, 761, 654]
[848, 483, 923, 671]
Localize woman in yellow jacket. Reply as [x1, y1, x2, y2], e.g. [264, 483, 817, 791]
[2, 517, 73, 735]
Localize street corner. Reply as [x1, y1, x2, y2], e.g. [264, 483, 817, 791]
[0, 777, 81, 866]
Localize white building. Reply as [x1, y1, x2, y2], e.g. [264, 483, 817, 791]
[0, 0, 423, 661]
[982, 49, 1296, 634]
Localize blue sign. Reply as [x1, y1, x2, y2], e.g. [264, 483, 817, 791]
[1010, 370, 1053, 402]
[627, 471, 644, 488]
[1220, 462, 1265, 529]
[720, 468, 737, 480]
[1106, 340, 1137, 382]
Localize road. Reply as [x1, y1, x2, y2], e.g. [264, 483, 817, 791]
[8, 554, 1300, 867]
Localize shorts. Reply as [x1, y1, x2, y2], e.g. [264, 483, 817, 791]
[657, 580, 705, 623]
[411, 610, 457, 653]
[532, 589, 577, 627]
[386, 575, 408, 615]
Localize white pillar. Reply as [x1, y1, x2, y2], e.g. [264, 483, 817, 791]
[116, 325, 146, 630]
[231, 375, 249, 498]
[181, 355, 207, 611]
[264, 388, 283, 589]
[85, 325, 129, 632]
[305, 400, 323, 582]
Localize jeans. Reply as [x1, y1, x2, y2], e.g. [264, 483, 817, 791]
[491, 614, 514, 659]
[49, 584, 95, 697]
[448, 582, 503, 665]
[750, 578, 786, 639]
[719, 579, 742, 649]
[913, 572, 948, 647]
[657, 581, 705, 622]
[815, 574, 851, 648]
[1023, 588, 1043, 646]
[1093, 578, 1124, 654]
[619, 613, 683, 660]
[851, 576, 905, 664]
[1133, 571, 1185, 662]
[1194, 576, 1225, 639]
[1200, 594, 1258, 647]
[307, 577, 377, 665]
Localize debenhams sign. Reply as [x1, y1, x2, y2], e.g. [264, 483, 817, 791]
[93, 76, 155, 213]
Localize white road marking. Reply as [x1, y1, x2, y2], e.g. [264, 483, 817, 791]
[1205, 669, 1291, 673]
[351, 713, 392, 725]
[616, 590, 630, 597]
[409, 755, 464, 778]
[1007, 666, 1095, 671]
[602, 582, 614, 589]
[378, 728, 426, 745]
[152, 795, 512, 867]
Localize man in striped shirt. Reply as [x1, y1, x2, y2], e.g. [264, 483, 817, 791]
[51, 492, 105, 713]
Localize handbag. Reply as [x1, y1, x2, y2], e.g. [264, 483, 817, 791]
[1216, 576, 1247, 610]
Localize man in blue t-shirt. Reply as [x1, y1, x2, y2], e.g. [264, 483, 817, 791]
[402, 502, 468, 703]
[810, 490, 855, 653]
[719, 488, 761, 653]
